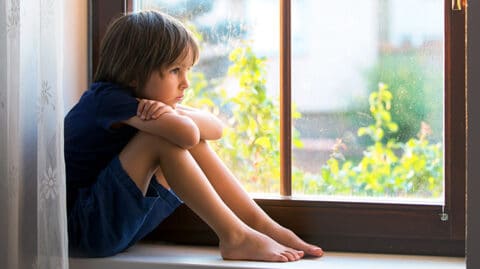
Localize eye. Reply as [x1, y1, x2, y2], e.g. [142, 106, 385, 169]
[170, 68, 180, 74]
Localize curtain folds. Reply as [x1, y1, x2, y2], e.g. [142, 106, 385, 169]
[1, 0, 68, 268]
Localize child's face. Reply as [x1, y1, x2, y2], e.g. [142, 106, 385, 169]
[141, 50, 193, 108]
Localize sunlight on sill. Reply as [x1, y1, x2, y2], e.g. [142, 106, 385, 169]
[69, 243, 464, 269]
[251, 193, 444, 206]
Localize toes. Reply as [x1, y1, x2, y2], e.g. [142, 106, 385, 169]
[307, 246, 324, 257]
[283, 249, 303, 261]
[282, 250, 295, 261]
[289, 249, 303, 260]
[274, 253, 288, 262]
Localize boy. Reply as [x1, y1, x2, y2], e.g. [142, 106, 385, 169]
[65, 10, 323, 262]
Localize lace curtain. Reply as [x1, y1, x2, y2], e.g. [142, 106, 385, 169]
[0, 0, 68, 268]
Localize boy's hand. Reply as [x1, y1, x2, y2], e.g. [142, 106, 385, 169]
[137, 99, 174, 120]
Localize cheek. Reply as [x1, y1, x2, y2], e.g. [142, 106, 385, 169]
[143, 85, 162, 100]
[154, 91, 171, 103]
[141, 88, 153, 99]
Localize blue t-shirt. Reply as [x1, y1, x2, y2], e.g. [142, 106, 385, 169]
[64, 82, 139, 209]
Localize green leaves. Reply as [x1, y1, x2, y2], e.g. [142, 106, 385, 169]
[186, 44, 302, 193]
[313, 83, 443, 198]
[222, 46, 282, 192]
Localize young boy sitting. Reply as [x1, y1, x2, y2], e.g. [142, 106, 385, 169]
[64, 10, 324, 262]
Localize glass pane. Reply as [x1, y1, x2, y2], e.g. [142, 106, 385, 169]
[291, 0, 444, 203]
[134, 0, 281, 194]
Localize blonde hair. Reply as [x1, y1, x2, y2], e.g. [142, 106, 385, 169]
[94, 10, 199, 91]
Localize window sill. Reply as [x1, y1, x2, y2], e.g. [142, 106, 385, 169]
[69, 243, 465, 269]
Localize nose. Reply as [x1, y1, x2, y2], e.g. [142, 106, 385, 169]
[180, 73, 189, 90]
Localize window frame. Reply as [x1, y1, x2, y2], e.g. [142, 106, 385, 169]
[90, 0, 466, 256]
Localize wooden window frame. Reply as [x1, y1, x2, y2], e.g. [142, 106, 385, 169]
[89, 0, 466, 256]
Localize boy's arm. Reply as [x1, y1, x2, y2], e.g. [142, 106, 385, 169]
[176, 105, 224, 141]
[123, 111, 200, 149]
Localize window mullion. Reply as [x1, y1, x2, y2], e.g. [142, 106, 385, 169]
[280, 0, 292, 197]
[444, 0, 466, 239]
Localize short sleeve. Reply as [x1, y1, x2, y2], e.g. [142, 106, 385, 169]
[96, 86, 138, 131]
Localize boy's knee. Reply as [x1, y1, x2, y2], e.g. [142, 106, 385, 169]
[135, 131, 189, 156]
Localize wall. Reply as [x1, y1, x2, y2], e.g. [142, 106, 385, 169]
[63, 1, 88, 111]
[467, 1, 479, 268]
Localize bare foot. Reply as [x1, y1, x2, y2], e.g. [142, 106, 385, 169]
[220, 227, 304, 262]
[262, 224, 324, 257]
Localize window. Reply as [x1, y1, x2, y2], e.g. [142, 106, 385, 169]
[291, 0, 445, 203]
[90, 0, 465, 255]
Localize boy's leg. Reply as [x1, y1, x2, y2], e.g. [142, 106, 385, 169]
[188, 140, 324, 257]
[119, 131, 303, 262]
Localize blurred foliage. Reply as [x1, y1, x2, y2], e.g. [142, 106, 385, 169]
[293, 84, 443, 198]
[365, 52, 443, 143]
[181, 18, 443, 198]
[185, 45, 302, 193]
[187, 45, 443, 198]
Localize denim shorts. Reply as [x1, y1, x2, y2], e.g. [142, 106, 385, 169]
[67, 156, 182, 257]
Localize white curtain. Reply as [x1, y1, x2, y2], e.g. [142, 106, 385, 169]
[0, 0, 69, 268]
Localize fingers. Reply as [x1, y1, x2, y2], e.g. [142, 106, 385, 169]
[137, 99, 172, 120]
[137, 99, 147, 119]
[151, 106, 171, 119]
[144, 102, 158, 119]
